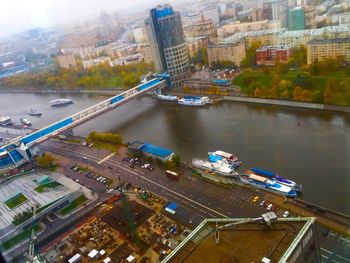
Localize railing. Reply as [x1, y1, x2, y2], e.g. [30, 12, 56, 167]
[0, 78, 166, 150]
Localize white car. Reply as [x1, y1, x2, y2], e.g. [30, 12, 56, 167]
[283, 211, 290, 218]
[266, 204, 273, 211]
[83, 156, 88, 160]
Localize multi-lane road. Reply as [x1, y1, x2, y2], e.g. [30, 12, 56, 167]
[39, 139, 350, 263]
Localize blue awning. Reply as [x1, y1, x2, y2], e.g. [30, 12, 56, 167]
[208, 154, 222, 162]
[165, 202, 177, 214]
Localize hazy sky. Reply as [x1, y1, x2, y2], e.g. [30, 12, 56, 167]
[0, 0, 164, 38]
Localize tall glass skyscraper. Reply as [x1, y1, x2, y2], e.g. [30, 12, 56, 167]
[145, 4, 190, 88]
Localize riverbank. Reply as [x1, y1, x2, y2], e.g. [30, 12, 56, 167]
[169, 91, 350, 113]
[0, 88, 122, 96]
[223, 95, 350, 113]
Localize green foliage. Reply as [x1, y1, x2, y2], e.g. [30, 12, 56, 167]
[234, 66, 350, 106]
[0, 61, 154, 89]
[171, 153, 181, 167]
[210, 60, 237, 70]
[288, 45, 307, 69]
[293, 71, 312, 89]
[1, 224, 41, 250]
[87, 131, 123, 151]
[189, 48, 208, 66]
[5, 194, 28, 209]
[34, 181, 62, 193]
[241, 41, 262, 68]
[58, 195, 88, 216]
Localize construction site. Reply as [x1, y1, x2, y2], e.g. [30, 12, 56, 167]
[42, 191, 190, 263]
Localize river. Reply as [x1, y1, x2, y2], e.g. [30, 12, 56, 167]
[0, 92, 349, 214]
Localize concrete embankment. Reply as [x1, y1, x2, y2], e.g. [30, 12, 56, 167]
[223, 96, 350, 113]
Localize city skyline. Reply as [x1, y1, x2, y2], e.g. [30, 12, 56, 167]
[0, 0, 176, 38]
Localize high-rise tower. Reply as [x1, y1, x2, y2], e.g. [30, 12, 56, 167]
[145, 4, 190, 88]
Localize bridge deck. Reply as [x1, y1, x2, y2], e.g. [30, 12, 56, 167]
[0, 77, 167, 169]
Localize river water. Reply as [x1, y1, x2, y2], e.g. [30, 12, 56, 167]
[0, 93, 349, 214]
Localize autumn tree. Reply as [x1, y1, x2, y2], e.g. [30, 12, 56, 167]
[36, 153, 56, 169]
[241, 41, 262, 68]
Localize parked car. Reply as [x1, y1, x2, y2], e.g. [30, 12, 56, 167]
[266, 204, 273, 211]
[283, 211, 290, 218]
[259, 200, 266, 207]
[252, 196, 259, 203]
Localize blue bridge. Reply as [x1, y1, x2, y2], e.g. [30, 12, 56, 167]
[0, 74, 169, 172]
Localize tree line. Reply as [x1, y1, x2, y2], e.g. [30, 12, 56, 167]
[0, 60, 154, 90]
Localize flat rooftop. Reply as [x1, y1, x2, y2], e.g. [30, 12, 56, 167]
[0, 172, 78, 232]
[163, 217, 316, 263]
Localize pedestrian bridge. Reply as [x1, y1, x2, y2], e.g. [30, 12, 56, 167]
[0, 75, 169, 171]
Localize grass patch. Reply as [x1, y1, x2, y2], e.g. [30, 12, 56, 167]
[58, 195, 88, 216]
[5, 193, 28, 209]
[34, 181, 62, 193]
[87, 131, 123, 152]
[1, 224, 41, 251]
[234, 69, 350, 106]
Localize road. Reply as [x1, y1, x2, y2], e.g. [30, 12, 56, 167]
[35, 139, 350, 262]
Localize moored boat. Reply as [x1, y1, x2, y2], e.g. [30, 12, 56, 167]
[178, 96, 210, 106]
[50, 98, 73, 106]
[251, 168, 302, 192]
[240, 173, 298, 197]
[0, 116, 12, 126]
[28, 109, 42, 116]
[208, 150, 242, 167]
[20, 118, 31, 126]
[157, 94, 178, 101]
[192, 158, 238, 177]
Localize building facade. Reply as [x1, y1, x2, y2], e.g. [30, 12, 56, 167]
[217, 20, 281, 40]
[256, 45, 291, 65]
[57, 54, 77, 69]
[190, 14, 218, 43]
[186, 36, 210, 57]
[145, 5, 190, 87]
[263, 0, 288, 27]
[207, 40, 246, 67]
[307, 37, 350, 64]
[82, 56, 111, 69]
[288, 7, 305, 30]
[133, 27, 148, 43]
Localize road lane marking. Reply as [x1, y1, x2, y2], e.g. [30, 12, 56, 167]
[97, 153, 115, 164]
[321, 255, 329, 259]
[44, 145, 227, 218]
[335, 254, 350, 262]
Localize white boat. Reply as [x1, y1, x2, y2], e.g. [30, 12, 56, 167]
[192, 158, 238, 177]
[20, 118, 31, 126]
[157, 94, 178, 101]
[178, 96, 210, 106]
[50, 98, 73, 106]
[240, 173, 298, 197]
[0, 116, 12, 126]
[28, 109, 42, 116]
[208, 150, 241, 167]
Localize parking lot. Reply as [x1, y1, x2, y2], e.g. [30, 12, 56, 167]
[64, 166, 108, 193]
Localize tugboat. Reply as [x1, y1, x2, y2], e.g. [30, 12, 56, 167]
[50, 98, 73, 107]
[157, 94, 178, 101]
[20, 118, 31, 126]
[0, 116, 12, 126]
[178, 96, 210, 106]
[28, 109, 42, 116]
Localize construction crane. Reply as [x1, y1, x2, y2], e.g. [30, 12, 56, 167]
[23, 203, 47, 263]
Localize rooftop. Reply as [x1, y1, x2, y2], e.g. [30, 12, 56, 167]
[257, 45, 290, 51]
[162, 217, 316, 263]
